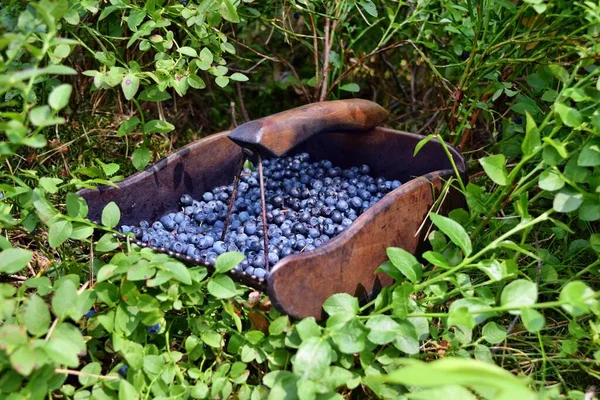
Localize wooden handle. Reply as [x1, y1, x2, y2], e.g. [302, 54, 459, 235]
[227, 99, 388, 157]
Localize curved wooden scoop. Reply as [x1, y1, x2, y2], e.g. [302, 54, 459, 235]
[227, 99, 388, 157]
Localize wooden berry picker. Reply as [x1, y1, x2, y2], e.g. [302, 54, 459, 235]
[78, 99, 466, 320]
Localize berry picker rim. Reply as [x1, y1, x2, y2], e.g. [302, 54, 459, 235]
[79, 99, 467, 320]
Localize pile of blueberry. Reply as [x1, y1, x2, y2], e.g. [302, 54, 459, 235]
[120, 153, 401, 281]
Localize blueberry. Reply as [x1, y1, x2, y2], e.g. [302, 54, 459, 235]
[203, 192, 214, 201]
[84, 310, 96, 319]
[254, 268, 267, 279]
[180, 194, 193, 206]
[213, 241, 227, 254]
[336, 200, 349, 212]
[118, 365, 129, 378]
[146, 323, 161, 334]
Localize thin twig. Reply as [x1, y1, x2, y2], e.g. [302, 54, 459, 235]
[55, 368, 118, 381]
[319, 17, 331, 102]
[416, 110, 442, 135]
[235, 83, 250, 122]
[274, 53, 311, 103]
[380, 52, 410, 100]
[309, 13, 320, 100]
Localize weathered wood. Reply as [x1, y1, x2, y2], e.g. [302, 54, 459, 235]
[78, 101, 467, 320]
[227, 99, 389, 157]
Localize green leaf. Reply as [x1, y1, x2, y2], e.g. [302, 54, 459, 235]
[269, 316, 289, 336]
[327, 314, 367, 354]
[0, 248, 33, 274]
[117, 116, 141, 137]
[79, 362, 102, 386]
[201, 331, 222, 348]
[229, 72, 248, 82]
[219, 0, 240, 22]
[448, 306, 476, 329]
[359, 0, 378, 17]
[340, 83, 360, 92]
[538, 169, 564, 191]
[138, 86, 171, 102]
[293, 337, 332, 380]
[548, 64, 569, 83]
[95, 233, 119, 252]
[177, 46, 198, 57]
[54, 44, 71, 58]
[323, 293, 359, 316]
[391, 283, 412, 318]
[559, 281, 596, 317]
[48, 84, 72, 111]
[215, 252, 245, 274]
[579, 200, 600, 221]
[522, 112, 540, 156]
[66, 193, 88, 218]
[429, 213, 472, 256]
[163, 261, 191, 285]
[479, 154, 508, 186]
[577, 140, 600, 167]
[188, 74, 206, 89]
[24, 294, 51, 336]
[554, 102, 582, 127]
[10, 345, 36, 376]
[521, 308, 545, 333]
[39, 177, 63, 194]
[379, 358, 537, 399]
[101, 201, 120, 228]
[52, 279, 78, 318]
[482, 322, 506, 344]
[48, 219, 73, 248]
[215, 76, 229, 88]
[393, 320, 420, 355]
[500, 279, 538, 314]
[119, 380, 139, 400]
[553, 187, 583, 213]
[127, 261, 155, 281]
[591, 233, 600, 253]
[121, 73, 140, 101]
[386, 247, 422, 283]
[413, 134, 435, 156]
[207, 274, 237, 298]
[144, 120, 175, 134]
[366, 315, 400, 345]
[132, 146, 150, 170]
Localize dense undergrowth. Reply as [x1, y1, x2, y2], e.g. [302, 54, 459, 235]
[1, 0, 599, 399]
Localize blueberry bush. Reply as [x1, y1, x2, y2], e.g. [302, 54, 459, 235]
[0, 0, 599, 399]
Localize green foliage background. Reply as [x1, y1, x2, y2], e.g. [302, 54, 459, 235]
[0, 0, 599, 399]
